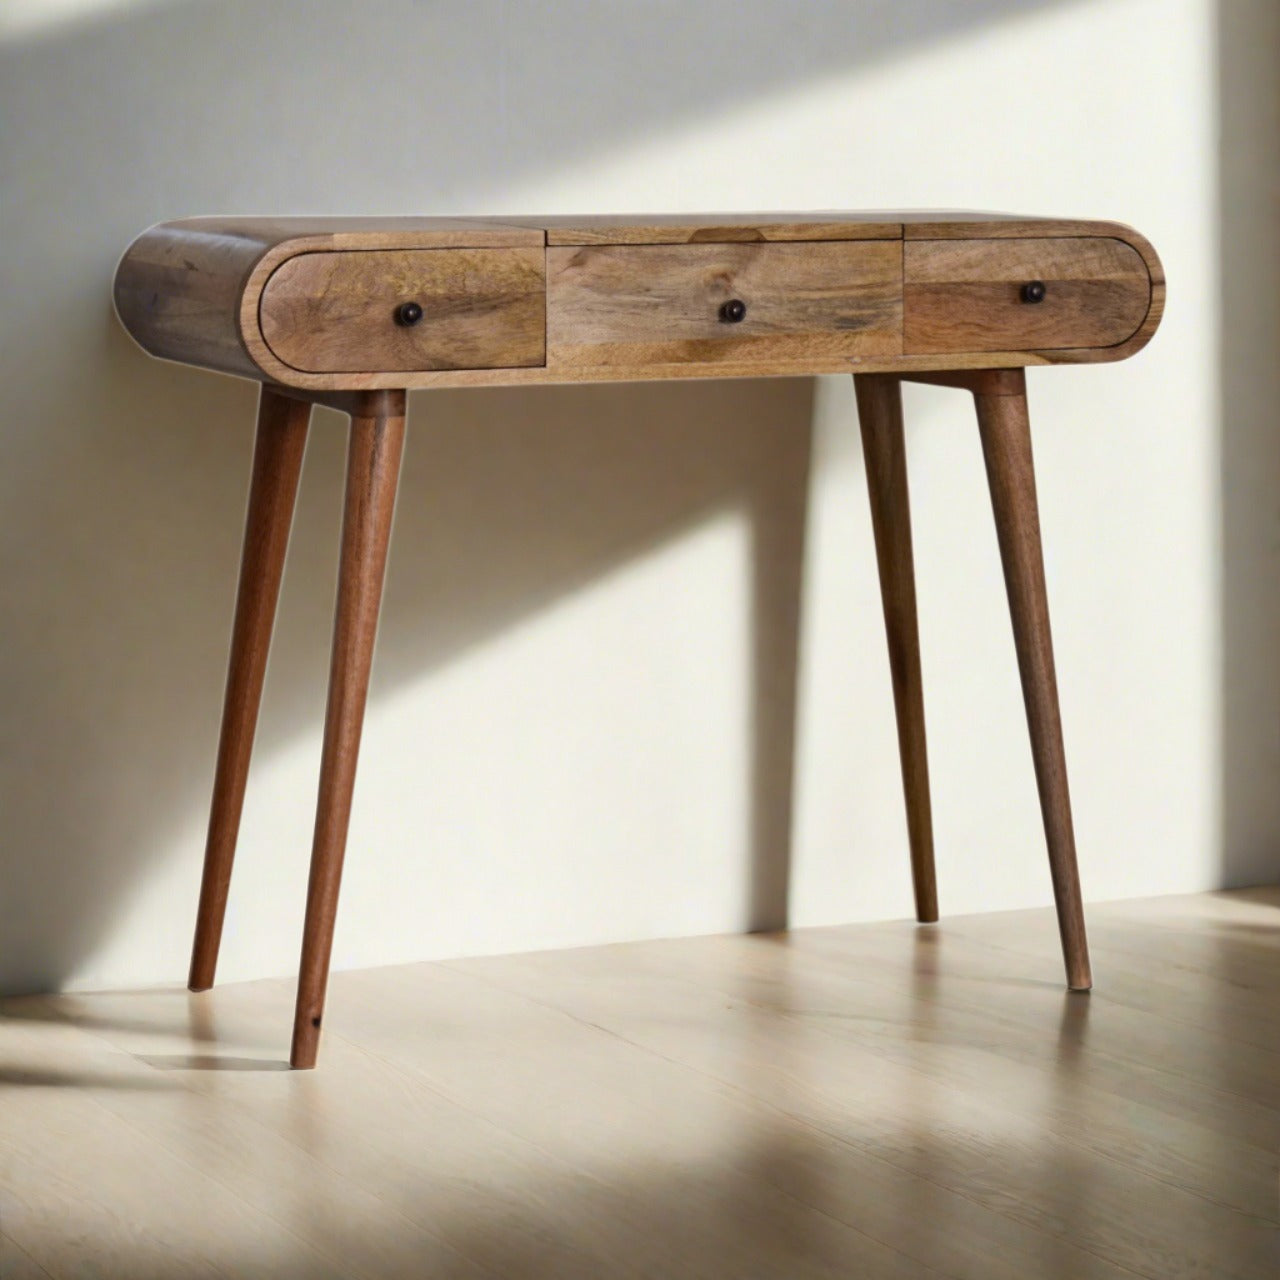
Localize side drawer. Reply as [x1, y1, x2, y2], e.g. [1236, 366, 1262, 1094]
[546, 241, 902, 368]
[904, 237, 1151, 354]
[258, 247, 546, 372]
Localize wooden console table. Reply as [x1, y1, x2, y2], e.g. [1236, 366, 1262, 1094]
[114, 212, 1164, 1067]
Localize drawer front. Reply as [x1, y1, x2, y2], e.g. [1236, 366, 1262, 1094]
[904, 237, 1150, 354]
[259, 248, 545, 372]
[547, 242, 902, 368]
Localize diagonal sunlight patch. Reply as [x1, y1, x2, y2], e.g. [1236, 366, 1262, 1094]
[67, 508, 758, 990]
[1, 0, 179, 40]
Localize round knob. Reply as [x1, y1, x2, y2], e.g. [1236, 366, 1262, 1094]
[1020, 280, 1047, 304]
[719, 298, 747, 324]
[395, 300, 424, 327]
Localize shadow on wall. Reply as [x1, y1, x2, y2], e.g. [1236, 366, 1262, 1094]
[1217, 2, 1280, 887]
[2, 336, 816, 992]
[1, 0, 1077, 994]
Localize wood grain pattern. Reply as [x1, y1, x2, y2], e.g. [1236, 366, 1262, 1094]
[854, 374, 938, 924]
[0, 1235, 53, 1280]
[445, 913, 1280, 1280]
[112, 217, 543, 384]
[189, 387, 311, 993]
[259, 248, 546, 373]
[531, 211, 903, 245]
[902, 216, 1147, 239]
[254, 346, 1139, 392]
[547, 241, 902, 367]
[905, 237, 1151, 353]
[291, 391, 406, 1070]
[176, 214, 546, 249]
[112, 222, 274, 382]
[904, 219, 1165, 367]
[114, 213, 1164, 390]
[7, 891, 1270, 1279]
[531, 211, 1109, 245]
[900, 368, 1028, 395]
[972, 370, 1092, 991]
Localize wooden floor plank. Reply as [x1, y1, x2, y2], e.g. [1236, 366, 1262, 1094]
[0, 1017, 350, 1280]
[1, 995, 501, 1280]
[447, 933, 1276, 1280]
[425, 954, 1148, 1280]
[0, 1234, 55, 1280]
[2, 889, 1277, 1279]
[785, 921, 1280, 1133]
[324, 962, 950, 1280]
[794, 926, 1280, 1216]
[449, 921, 1280, 1226]
[932, 903, 1280, 1067]
[44, 982, 710, 1280]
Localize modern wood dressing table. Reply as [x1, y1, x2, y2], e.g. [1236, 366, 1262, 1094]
[113, 212, 1164, 1068]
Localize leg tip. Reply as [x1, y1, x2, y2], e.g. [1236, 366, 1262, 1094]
[290, 1019, 321, 1069]
[289, 1035, 318, 1070]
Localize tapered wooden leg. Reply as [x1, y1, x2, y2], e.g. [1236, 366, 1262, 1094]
[189, 386, 310, 992]
[290, 391, 406, 1069]
[854, 374, 938, 923]
[974, 370, 1092, 991]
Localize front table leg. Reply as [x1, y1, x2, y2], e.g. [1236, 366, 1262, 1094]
[900, 370, 1093, 991]
[971, 370, 1092, 991]
[291, 390, 407, 1068]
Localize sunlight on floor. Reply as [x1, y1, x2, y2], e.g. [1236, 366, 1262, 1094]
[4, 889, 1276, 1278]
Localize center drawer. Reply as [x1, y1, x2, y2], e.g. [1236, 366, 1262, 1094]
[546, 241, 903, 368]
[258, 247, 546, 373]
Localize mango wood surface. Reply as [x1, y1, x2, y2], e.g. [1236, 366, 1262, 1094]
[524, 210, 1128, 244]
[905, 237, 1151, 354]
[113, 212, 1165, 390]
[153, 215, 545, 248]
[530, 211, 903, 244]
[547, 241, 902, 368]
[260, 247, 545, 373]
[111, 217, 543, 383]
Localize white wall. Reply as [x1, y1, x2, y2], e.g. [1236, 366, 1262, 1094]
[1, 0, 1272, 994]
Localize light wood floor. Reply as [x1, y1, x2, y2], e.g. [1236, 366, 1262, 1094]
[2, 889, 1278, 1279]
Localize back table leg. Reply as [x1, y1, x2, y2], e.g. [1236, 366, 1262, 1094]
[854, 374, 938, 923]
[290, 390, 407, 1069]
[189, 386, 310, 992]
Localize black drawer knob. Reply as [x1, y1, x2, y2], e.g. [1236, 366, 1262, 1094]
[719, 298, 747, 324]
[395, 300, 424, 327]
[1020, 280, 1047, 304]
